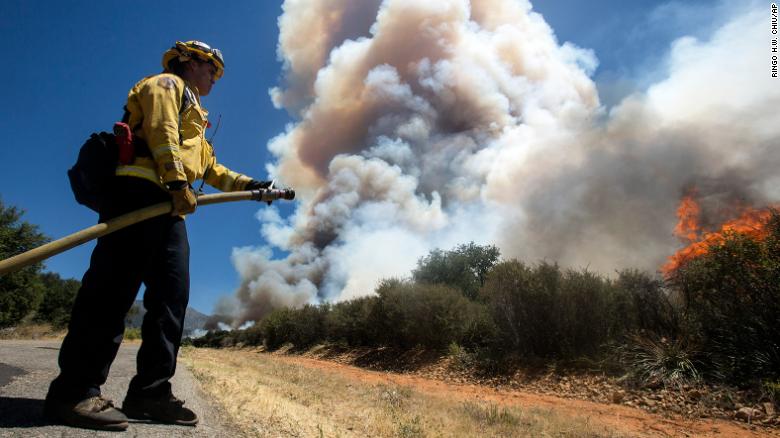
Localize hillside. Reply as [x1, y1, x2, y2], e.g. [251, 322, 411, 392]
[126, 301, 210, 337]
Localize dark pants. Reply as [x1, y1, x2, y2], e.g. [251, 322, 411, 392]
[47, 177, 189, 402]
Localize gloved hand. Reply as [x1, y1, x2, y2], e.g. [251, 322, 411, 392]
[170, 186, 197, 216]
[245, 180, 273, 190]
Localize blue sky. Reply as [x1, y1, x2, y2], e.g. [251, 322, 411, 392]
[0, 0, 715, 313]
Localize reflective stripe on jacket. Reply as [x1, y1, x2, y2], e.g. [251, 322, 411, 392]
[116, 73, 252, 191]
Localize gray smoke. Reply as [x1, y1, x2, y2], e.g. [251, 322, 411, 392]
[216, 0, 780, 325]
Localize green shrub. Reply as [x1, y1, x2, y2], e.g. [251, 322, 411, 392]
[447, 343, 477, 370]
[235, 323, 264, 346]
[763, 380, 780, 404]
[260, 304, 327, 350]
[240, 277, 495, 351]
[556, 268, 617, 357]
[325, 296, 378, 346]
[480, 261, 674, 360]
[190, 330, 233, 348]
[412, 242, 500, 300]
[124, 327, 141, 340]
[615, 334, 702, 387]
[479, 260, 554, 357]
[668, 212, 780, 383]
[613, 269, 678, 337]
[370, 279, 495, 349]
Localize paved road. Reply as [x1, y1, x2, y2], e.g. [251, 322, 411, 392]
[0, 340, 240, 437]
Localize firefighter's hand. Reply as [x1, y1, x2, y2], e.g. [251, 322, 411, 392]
[245, 179, 273, 190]
[170, 186, 197, 216]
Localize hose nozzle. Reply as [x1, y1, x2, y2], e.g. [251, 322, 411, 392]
[250, 188, 296, 204]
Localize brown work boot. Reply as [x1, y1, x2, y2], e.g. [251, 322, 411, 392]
[121, 393, 198, 426]
[44, 395, 129, 431]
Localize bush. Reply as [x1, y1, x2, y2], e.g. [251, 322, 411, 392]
[480, 261, 674, 360]
[556, 268, 620, 358]
[234, 323, 264, 346]
[479, 260, 558, 357]
[124, 327, 141, 340]
[668, 212, 780, 383]
[371, 279, 495, 349]
[412, 242, 500, 300]
[615, 334, 702, 387]
[260, 304, 328, 350]
[763, 380, 780, 404]
[325, 296, 378, 346]
[210, 278, 496, 352]
[613, 269, 678, 337]
[190, 330, 235, 348]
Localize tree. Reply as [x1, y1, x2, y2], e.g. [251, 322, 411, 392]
[35, 272, 80, 328]
[0, 199, 48, 327]
[412, 242, 500, 300]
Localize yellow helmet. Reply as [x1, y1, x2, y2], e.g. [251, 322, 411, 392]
[162, 40, 225, 79]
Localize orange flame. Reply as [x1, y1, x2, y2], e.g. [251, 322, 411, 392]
[662, 193, 774, 276]
[673, 189, 701, 244]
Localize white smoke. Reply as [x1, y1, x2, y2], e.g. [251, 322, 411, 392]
[217, 0, 780, 325]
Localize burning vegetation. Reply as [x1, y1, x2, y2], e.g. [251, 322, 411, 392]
[662, 188, 777, 276]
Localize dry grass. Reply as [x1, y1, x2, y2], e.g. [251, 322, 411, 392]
[181, 347, 626, 437]
[0, 323, 65, 340]
[0, 324, 141, 342]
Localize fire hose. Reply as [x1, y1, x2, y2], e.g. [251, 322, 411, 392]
[0, 187, 295, 276]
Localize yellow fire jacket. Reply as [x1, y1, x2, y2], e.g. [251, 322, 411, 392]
[115, 73, 252, 192]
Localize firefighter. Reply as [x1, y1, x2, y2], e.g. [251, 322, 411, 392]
[44, 41, 270, 431]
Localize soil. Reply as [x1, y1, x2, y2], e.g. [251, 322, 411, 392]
[263, 346, 779, 438]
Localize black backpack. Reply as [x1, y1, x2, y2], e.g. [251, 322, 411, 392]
[67, 132, 118, 213]
[67, 86, 193, 213]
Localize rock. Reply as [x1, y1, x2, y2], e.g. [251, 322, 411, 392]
[643, 398, 656, 407]
[764, 402, 776, 417]
[688, 389, 702, 400]
[611, 391, 625, 404]
[716, 399, 732, 410]
[735, 407, 763, 422]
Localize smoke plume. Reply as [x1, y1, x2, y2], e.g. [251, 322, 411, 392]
[217, 0, 780, 325]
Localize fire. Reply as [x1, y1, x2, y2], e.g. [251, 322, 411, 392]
[661, 191, 774, 276]
[673, 189, 701, 243]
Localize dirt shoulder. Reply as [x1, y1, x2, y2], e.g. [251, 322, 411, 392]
[184, 347, 626, 437]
